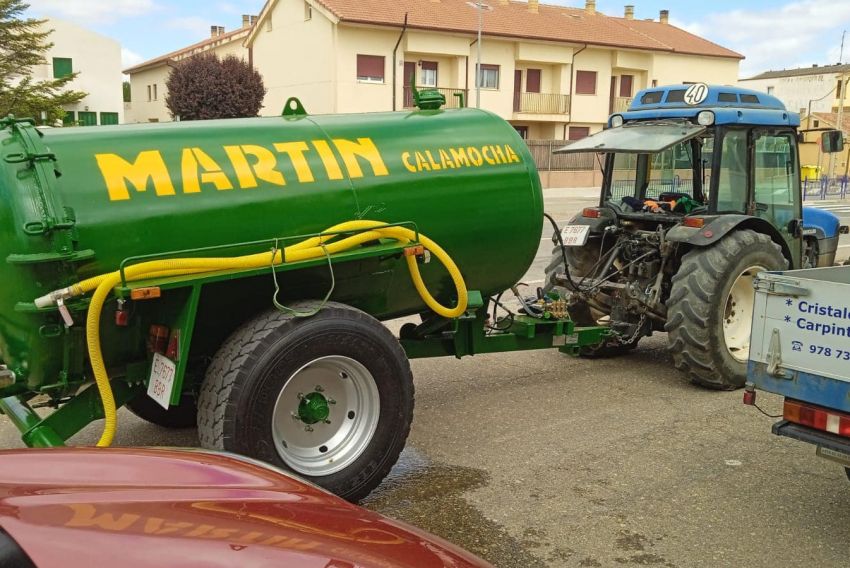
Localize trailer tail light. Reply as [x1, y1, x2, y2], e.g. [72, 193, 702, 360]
[166, 329, 181, 361]
[784, 399, 850, 437]
[148, 325, 169, 355]
[683, 217, 705, 229]
[582, 208, 602, 219]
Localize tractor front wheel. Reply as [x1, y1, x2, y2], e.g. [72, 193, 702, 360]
[666, 230, 786, 390]
[197, 301, 414, 502]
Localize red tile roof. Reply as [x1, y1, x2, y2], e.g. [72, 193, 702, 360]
[302, 0, 742, 59]
[124, 27, 251, 74]
[810, 112, 850, 136]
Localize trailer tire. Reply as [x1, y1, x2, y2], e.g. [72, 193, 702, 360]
[197, 301, 414, 502]
[126, 393, 198, 429]
[666, 230, 786, 390]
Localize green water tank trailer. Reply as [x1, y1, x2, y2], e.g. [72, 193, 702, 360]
[0, 107, 601, 501]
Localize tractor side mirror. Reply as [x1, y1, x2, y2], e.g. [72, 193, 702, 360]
[822, 130, 844, 153]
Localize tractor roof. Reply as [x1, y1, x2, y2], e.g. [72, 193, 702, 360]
[617, 84, 800, 128]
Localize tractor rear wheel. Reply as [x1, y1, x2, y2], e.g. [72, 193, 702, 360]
[197, 301, 414, 502]
[666, 230, 786, 390]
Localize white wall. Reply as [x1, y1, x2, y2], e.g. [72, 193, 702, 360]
[738, 74, 835, 115]
[32, 18, 124, 124]
[126, 66, 171, 123]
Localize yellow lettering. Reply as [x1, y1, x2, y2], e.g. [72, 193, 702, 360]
[415, 151, 431, 171]
[492, 145, 507, 164]
[273, 141, 315, 183]
[95, 151, 176, 201]
[424, 150, 442, 171]
[311, 140, 345, 180]
[449, 147, 471, 167]
[182, 148, 234, 193]
[467, 147, 484, 166]
[438, 149, 456, 169]
[333, 138, 389, 179]
[234, 531, 267, 543]
[224, 145, 285, 188]
[401, 152, 417, 173]
[65, 504, 139, 531]
[505, 144, 521, 163]
[272, 537, 321, 552]
[481, 146, 497, 165]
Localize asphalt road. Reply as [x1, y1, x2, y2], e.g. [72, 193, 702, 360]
[1, 189, 849, 567]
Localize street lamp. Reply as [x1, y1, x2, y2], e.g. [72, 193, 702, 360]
[467, 1, 492, 108]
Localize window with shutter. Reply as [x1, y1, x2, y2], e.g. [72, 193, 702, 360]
[52, 57, 73, 78]
[357, 55, 385, 83]
[575, 71, 596, 95]
[619, 75, 633, 97]
[477, 64, 500, 89]
[526, 69, 541, 93]
[420, 61, 438, 87]
[569, 126, 590, 140]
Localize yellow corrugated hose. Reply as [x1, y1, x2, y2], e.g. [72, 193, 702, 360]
[49, 221, 467, 447]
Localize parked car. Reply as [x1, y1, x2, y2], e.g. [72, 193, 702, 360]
[0, 447, 492, 568]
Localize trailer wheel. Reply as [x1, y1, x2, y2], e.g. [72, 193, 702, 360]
[197, 301, 414, 502]
[666, 230, 786, 390]
[126, 393, 198, 429]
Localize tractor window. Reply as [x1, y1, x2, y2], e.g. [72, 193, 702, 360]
[754, 132, 799, 229]
[645, 140, 695, 199]
[715, 130, 748, 213]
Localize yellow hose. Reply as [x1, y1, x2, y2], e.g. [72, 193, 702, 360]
[70, 221, 466, 447]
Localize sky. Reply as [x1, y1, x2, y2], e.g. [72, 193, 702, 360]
[23, 0, 850, 77]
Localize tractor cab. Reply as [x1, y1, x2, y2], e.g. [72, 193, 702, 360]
[557, 84, 821, 264]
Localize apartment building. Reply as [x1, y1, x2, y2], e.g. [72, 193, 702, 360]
[247, 0, 742, 139]
[739, 63, 850, 117]
[123, 16, 255, 123]
[31, 18, 124, 126]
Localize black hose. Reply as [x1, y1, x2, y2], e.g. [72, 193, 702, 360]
[543, 212, 583, 292]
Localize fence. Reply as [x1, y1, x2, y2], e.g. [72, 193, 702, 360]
[523, 139, 597, 171]
[803, 176, 849, 200]
[513, 93, 570, 114]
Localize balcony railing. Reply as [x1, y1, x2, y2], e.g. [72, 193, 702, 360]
[513, 92, 570, 115]
[612, 97, 633, 113]
[403, 86, 468, 109]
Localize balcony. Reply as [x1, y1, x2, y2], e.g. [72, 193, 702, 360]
[612, 97, 633, 113]
[403, 86, 469, 109]
[513, 93, 570, 115]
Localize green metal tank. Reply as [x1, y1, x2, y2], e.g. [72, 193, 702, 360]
[0, 108, 542, 392]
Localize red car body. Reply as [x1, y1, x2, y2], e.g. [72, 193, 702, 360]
[0, 448, 492, 568]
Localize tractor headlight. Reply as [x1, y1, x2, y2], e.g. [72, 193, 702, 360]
[610, 114, 624, 128]
[697, 111, 715, 126]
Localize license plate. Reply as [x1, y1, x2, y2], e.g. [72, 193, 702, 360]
[147, 352, 177, 410]
[560, 225, 590, 247]
[816, 445, 850, 467]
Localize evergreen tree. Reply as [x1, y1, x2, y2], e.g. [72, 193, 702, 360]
[165, 53, 265, 121]
[0, 0, 86, 124]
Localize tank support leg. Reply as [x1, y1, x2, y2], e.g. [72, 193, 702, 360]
[0, 380, 140, 448]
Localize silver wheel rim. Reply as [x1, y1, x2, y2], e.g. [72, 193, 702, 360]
[723, 265, 764, 363]
[271, 355, 380, 477]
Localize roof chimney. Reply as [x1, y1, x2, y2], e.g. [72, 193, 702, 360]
[210, 25, 218, 38]
[624, 5, 634, 19]
[528, 0, 538, 13]
[242, 14, 250, 28]
[659, 9, 669, 24]
[250, 15, 258, 25]
[585, 0, 596, 14]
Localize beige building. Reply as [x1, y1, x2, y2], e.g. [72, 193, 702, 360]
[123, 16, 255, 123]
[739, 64, 850, 117]
[247, 0, 742, 139]
[30, 18, 124, 125]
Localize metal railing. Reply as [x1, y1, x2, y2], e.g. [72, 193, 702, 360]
[403, 86, 468, 109]
[612, 97, 633, 113]
[513, 93, 570, 114]
[523, 139, 596, 171]
[803, 176, 849, 200]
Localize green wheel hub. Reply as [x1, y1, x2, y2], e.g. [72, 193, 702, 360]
[298, 392, 330, 425]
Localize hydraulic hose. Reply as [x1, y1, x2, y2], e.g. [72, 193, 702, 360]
[37, 221, 467, 448]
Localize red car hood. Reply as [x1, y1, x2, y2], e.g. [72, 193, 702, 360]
[0, 448, 491, 568]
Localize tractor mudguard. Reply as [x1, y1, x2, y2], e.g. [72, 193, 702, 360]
[667, 215, 792, 262]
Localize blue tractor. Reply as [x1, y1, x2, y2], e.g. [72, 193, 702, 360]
[546, 84, 849, 389]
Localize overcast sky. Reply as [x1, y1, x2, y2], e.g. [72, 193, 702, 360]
[23, 0, 850, 78]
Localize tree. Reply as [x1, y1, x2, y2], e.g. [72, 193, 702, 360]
[123, 80, 131, 103]
[165, 53, 265, 121]
[0, 0, 86, 123]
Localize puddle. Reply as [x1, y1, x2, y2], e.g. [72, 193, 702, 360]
[361, 447, 548, 568]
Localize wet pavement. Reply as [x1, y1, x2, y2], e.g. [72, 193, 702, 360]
[0, 189, 849, 566]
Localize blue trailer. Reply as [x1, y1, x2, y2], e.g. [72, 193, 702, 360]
[747, 266, 850, 477]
